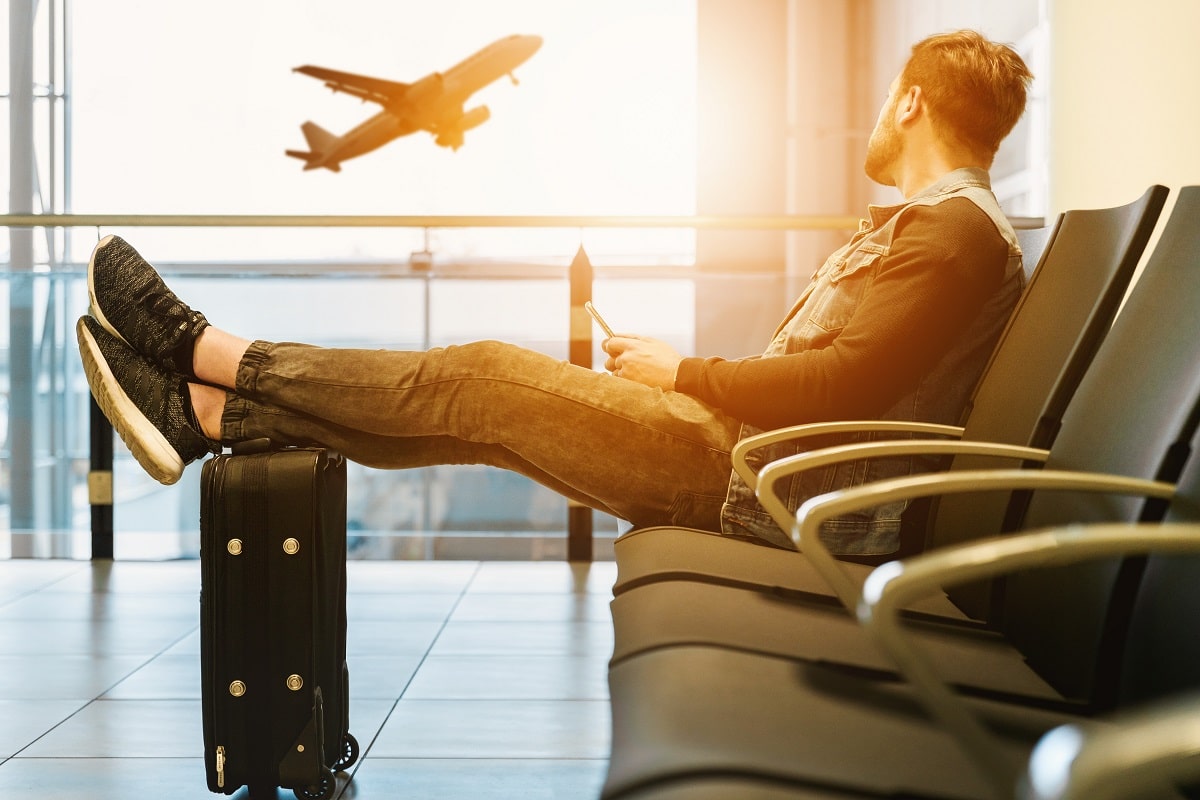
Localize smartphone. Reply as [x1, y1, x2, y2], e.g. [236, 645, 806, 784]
[584, 301, 615, 338]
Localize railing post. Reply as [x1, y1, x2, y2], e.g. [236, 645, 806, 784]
[566, 244, 594, 562]
[89, 398, 114, 560]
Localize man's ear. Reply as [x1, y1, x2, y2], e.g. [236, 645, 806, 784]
[896, 85, 924, 126]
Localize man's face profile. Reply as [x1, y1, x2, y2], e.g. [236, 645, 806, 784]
[864, 78, 903, 186]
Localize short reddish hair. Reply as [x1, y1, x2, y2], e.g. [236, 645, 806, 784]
[899, 30, 1033, 163]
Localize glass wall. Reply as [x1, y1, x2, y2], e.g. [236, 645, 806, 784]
[2, 0, 700, 559]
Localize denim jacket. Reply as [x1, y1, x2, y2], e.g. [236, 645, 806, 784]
[719, 168, 1025, 553]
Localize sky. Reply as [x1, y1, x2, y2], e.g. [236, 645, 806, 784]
[66, 1, 697, 240]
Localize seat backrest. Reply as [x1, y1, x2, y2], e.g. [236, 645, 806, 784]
[927, 186, 1168, 557]
[1016, 223, 1056, 282]
[1117, 452, 1200, 707]
[959, 185, 1167, 449]
[995, 186, 1200, 701]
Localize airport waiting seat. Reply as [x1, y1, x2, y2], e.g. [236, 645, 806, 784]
[601, 188, 1200, 799]
[604, 522, 1200, 800]
[606, 187, 1200, 681]
[609, 186, 1168, 605]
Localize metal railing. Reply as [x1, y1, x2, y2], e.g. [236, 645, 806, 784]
[1, 213, 861, 230]
[3, 212, 865, 561]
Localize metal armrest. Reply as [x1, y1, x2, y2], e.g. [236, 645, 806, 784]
[730, 420, 965, 491]
[793, 467, 1171, 611]
[1022, 689, 1200, 800]
[753, 439, 1049, 554]
[858, 521, 1197, 795]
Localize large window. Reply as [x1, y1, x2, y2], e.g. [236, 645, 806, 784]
[2, 0, 698, 559]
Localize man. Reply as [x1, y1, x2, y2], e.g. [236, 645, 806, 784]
[78, 30, 1033, 556]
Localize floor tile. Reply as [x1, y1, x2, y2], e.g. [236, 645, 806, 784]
[347, 592, 461, 621]
[403, 655, 608, 700]
[101, 654, 201, 700]
[338, 758, 607, 800]
[347, 561, 478, 593]
[0, 758, 237, 800]
[344, 698, 399, 750]
[0, 590, 199, 621]
[162, 628, 202, 656]
[347, 620, 445, 656]
[430, 620, 614, 656]
[370, 699, 610, 759]
[19, 700, 202, 758]
[47, 561, 201, 594]
[346, 654, 425, 699]
[0, 561, 87, 605]
[0, 619, 196, 656]
[450, 592, 612, 622]
[466, 562, 617, 594]
[0, 700, 89, 757]
[0, 655, 149, 700]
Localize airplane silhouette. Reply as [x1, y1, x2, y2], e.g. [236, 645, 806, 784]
[286, 34, 543, 171]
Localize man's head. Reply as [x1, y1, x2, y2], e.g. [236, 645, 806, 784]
[865, 30, 1033, 186]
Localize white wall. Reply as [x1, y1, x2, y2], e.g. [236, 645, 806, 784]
[1048, 0, 1200, 215]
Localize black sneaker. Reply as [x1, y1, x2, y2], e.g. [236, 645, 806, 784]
[88, 234, 209, 380]
[77, 316, 219, 485]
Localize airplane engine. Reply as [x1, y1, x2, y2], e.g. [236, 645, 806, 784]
[458, 105, 491, 132]
[434, 106, 491, 150]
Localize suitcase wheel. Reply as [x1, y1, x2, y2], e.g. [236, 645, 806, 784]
[294, 766, 335, 800]
[333, 733, 360, 772]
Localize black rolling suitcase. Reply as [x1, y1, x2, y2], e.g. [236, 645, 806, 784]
[200, 444, 359, 800]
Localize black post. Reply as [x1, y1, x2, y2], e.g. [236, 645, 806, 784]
[566, 245, 594, 562]
[89, 397, 114, 560]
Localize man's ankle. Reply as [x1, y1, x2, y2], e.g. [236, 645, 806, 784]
[188, 382, 225, 442]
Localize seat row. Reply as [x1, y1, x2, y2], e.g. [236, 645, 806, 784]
[600, 185, 1200, 799]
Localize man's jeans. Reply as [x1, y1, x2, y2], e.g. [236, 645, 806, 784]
[219, 339, 742, 530]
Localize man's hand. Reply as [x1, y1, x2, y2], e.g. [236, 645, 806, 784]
[603, 335, 683, 391]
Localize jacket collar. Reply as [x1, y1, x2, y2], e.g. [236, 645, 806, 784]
[866, 167, 994, 229]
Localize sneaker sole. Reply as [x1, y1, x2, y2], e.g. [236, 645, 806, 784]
[77, 317, 185, 486]
[88, 234, 133, 348]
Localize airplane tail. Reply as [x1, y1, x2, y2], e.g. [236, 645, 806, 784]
[285, 122, 341, 171]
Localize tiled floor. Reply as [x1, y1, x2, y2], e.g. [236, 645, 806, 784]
[0, 558, 614, 799]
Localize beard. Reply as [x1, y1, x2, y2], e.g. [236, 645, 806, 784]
[863, 112, 901, 186]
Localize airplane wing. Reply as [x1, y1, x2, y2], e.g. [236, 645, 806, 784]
[293, 65, 409, 105]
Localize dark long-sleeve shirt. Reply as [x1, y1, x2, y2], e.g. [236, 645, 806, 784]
[707, 168, 1025, 553]
[675, 198, 1010, 431]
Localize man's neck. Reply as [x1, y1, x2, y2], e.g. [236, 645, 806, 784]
[893, 155, 983, 199]
[890, 120, 988, 199]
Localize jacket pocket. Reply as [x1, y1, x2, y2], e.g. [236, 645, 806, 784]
[790, 248, 883, 347]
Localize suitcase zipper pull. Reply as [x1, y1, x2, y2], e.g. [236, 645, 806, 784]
[216, 745, 226, 789]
